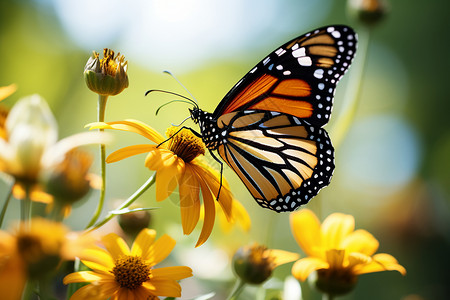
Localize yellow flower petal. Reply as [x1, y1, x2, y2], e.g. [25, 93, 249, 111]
[231, 199, 251, 232]
[325, 249, 345, 270]
[70, 280, 118, 300]
[63, 271, 108, 284]
[131, 229, 156, 257]
[291, 257, 328, 281]
[341, 229, 379, 256]
[0, 84, 17, 101]
[269, 249, 300, 268]
[80, 248, 115, 274]
[192, 161, 233, 220]
[106, 144, 156, 163]
[152, 266, 193, 281]
[354, 253, 406, 275]
[143, 279, 182, 297]
[148, 151, 184, 202]
[145, 234, 176, 265]
[0, 251, 26, 300]
[87, 119, 164, 144]
[179, 164, 201, 235]
[195, 173, 216, 247]
[321, 212, 355, 250]
[289, 209, 322, 257]
[101, 233, 130, 260]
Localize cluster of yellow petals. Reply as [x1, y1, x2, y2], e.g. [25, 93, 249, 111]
[289, 209, 406, 282]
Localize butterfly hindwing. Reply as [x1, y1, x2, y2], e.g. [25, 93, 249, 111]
[213, 25, 357, 127]
[216, 110, 334, 212]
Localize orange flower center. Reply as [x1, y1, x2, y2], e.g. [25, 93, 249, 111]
[165, 127, 205, 162]
[99, 48, 126, 77]
[112, 255, 151, 290]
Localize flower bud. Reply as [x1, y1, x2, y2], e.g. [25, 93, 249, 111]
[118, 209, 152, 238]
[347, 0, 389, 26]
[41, 149, 93, 205]
[84, 48, 129, 96]
[232, 244, 275, 284]
[308, 269, 358, 297]
[5, 95, 57, 182]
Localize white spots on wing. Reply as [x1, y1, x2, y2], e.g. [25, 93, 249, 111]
[276, 65, 283, 70]
[292, 47, 306, 58]
[250, 67, 258, 73]
[318, 83, 325, 90]
[263, 57, 270, 65]
[327, 26, 335, 33]
[298, 56, 312, 66]
[314, 68, 324, 79]
[291, 43, 299, 50]
[283, 70, 291, 76]
[275, 48, 286, 56]
[331, 30, 341, 38]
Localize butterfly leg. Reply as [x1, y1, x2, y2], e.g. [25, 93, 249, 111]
[208, 149, 224, 202]
[156, 126, 202, 148]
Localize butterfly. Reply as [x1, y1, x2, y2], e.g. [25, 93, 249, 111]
[155, 25, 357, 212]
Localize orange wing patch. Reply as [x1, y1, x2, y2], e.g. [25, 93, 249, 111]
[249, 79, 313, 118]
[272, 79, 311, 97]
[250, 98, 313, 119]
[222, 74, 278, 115]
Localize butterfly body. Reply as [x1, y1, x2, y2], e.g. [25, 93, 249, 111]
[189, 25, 357, 212]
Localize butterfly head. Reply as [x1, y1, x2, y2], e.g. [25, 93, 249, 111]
[189, 107, 200, 124]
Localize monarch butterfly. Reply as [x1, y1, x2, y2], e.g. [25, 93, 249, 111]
[153, 25, 357, 212]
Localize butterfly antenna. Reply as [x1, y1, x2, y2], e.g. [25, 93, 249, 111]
[163, 70, 198, 105]
[171, 115, 192, 127]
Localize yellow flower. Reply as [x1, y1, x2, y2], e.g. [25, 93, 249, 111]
[232, 244, 299, 284]
[290, 209, 406, 295]
[84, 48, 129, 96]
[0, 218, 93, 300]
[64, 229, 193, 299]
[88, 120, 235, 247]
[0, 95, 110, 202]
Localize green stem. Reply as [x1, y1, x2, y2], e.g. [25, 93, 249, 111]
[226, 278, 246, 300]
[329, 26, 372, 149]
[0, 179, 14, 228]
[20, 184, 32, 228]
[86, 95, 109, 228]
[66, 258, 81, 299]
[21, 279, 36, 300]
[322, 293, 334, 300]
[87, 173, 156, 231]
[48, 198, 65, 222]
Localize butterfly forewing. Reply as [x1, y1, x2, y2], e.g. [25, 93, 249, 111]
[191, 25, 356, 212]
[213, 25, 357, 127]
[216, 110, 334, 211]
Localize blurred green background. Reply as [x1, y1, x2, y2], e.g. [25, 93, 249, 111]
[0, 0, 449, 299]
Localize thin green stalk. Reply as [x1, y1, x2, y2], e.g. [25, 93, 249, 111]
[66, 258, 81, 299]
[0, 179, 14, 228]
[86, 95, 108, 228]
[226, 278, 246, 300]
[87, 173, 156, 231]
[330, 26, 372, 149]
[322, 293, 334, 300]
[20, 184, 32, 228]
